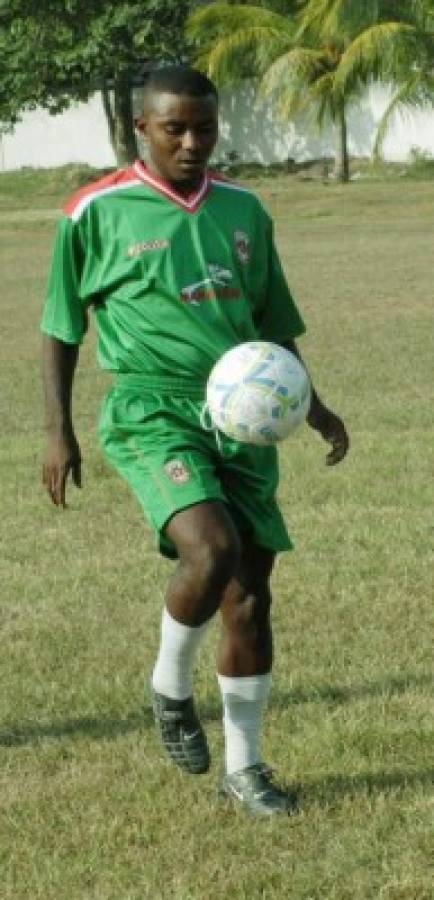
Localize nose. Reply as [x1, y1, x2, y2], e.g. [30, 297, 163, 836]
[181, 129, 201, 152]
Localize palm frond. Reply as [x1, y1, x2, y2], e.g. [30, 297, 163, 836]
[335, 21, 416, 94]
[259, 47, 334, 120]
[391, 0, 434, 31]
[187, 2, 296, 85]
[373, 72, 434, 158]
[297, 0, 384, 44]
[308, 71, 338, 123]
[261, 46, 330, 93]
[296, 0, 344, 39]
[196, 26, 290, 85]
[187, 3, 293, 43]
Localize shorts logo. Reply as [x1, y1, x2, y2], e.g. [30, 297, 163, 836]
[234, 230, 250, 265]
[164, 459, 190, 484]
[127, 238, 169, 257]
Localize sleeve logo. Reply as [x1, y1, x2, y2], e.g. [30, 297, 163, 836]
[234, 230, 251, 264]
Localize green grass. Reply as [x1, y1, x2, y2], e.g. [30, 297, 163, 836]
[0, 170, 433, 899]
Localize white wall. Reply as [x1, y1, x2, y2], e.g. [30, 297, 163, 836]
[216, 81, 434, 164]
[1, 82, 433, 172]
[0, 94, 117, 171]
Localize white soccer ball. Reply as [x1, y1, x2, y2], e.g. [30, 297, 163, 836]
[206, 341, 311, 445]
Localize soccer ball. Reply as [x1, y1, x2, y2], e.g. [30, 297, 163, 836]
[205, 341, 311, 445]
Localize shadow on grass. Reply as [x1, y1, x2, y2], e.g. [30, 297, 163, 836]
[296, 767, 434, 807]
[1, 673, 431, 749]
[0, 709, 153, 747]
[271, 672, 434, 708]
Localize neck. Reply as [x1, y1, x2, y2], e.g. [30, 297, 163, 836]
[144, 161, 206, 196]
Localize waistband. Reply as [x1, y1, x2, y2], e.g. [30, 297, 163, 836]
[113, 373, 206, 398]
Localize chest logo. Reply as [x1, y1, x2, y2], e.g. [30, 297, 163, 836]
[234, 230, 250, 265]
[181, 263, 240, 305]
[127, 238, 169, 257]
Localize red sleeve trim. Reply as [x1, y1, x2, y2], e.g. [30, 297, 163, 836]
[63, 166, 136, 216]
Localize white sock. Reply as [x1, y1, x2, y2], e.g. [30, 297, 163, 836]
[151, 608, 209, 701]
[217, 673, 271, 775]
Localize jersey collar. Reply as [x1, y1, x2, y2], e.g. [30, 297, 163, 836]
[133, 160, 210, 212]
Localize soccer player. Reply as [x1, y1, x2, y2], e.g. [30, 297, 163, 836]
[41, 65, 349, 816]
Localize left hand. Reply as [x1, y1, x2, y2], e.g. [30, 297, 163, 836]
[308, 404, 349, 466]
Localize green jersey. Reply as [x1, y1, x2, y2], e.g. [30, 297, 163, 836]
[41, 161, 305, 383]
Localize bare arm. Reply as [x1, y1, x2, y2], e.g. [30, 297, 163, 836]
[42, 334, 82, 506]
[283, 337, 349, 466]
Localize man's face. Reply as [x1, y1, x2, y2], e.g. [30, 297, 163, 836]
[137, 92, 218, 188]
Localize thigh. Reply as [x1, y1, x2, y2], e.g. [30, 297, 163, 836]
[165, 499, 241, 561]
[99, 388, 227, 556]
[240, 540, 275, 586]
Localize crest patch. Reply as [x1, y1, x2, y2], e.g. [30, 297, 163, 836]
[164, 459, 190, 484]
[234, 230, 250, 265]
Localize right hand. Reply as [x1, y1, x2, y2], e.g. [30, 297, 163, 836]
[42, 429, 82, 507]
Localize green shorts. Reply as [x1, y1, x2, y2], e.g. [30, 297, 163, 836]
[98, 375, 292, 559]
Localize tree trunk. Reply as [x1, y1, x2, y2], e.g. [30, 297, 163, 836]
[102, 80, 138, 167]
[334, 102, 350, 183]
[101, 84, 115, 148]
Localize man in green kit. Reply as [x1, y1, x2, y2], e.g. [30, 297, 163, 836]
[41, 65, 349, 816]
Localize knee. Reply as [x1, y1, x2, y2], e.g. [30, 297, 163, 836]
[185, 530, 241, 591]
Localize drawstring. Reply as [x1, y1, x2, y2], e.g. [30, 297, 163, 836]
[199, 402, 227, 456]
[199, 402, 214, 432]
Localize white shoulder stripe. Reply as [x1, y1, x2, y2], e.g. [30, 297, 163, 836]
[70, 179, 142, 221]
[210, 179, 254, 195]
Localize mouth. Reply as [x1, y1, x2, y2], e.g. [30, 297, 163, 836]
[177, 159, 206, 170]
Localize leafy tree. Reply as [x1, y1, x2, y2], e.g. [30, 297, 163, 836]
[0, 0, 193, 164]
[188, 0, 434, 181]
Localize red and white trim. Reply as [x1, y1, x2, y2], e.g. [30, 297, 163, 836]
[64, 167, 141, 221]
[63, 162, 254, 221]
[133, 160, 210, 212]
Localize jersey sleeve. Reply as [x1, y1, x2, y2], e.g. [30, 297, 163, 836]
[40, 215, 87, 345]
[254, 215, 306, 344]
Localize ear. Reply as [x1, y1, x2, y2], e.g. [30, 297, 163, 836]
[134, 116, 146, 136]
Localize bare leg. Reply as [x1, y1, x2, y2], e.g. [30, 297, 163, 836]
[216, 544, 275, 776]
[150, 500, 242, 773]
[164, 500, 241, 626]
[152, 506, 280, 789]
[218, 543, 275, 677]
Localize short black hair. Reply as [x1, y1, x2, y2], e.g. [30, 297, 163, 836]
[143, 65, 218, 103]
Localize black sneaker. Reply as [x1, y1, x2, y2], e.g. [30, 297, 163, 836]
[150, 689, 210, 775]
[219, 764, 297, 816]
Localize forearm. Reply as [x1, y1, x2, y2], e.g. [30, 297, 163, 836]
[42, 335, 79, 435]
[282, 336, 349, 464]
[281, 337, 324, 427]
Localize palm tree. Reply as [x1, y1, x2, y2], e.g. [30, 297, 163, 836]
[316, 1, 434, 161]
[188, 0, 434, 181]
[346, 1, 434, 160]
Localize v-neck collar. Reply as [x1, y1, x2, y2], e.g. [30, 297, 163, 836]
[133, 160, 210, 212]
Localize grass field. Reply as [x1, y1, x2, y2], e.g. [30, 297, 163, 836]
[0, 169, 433, 900]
